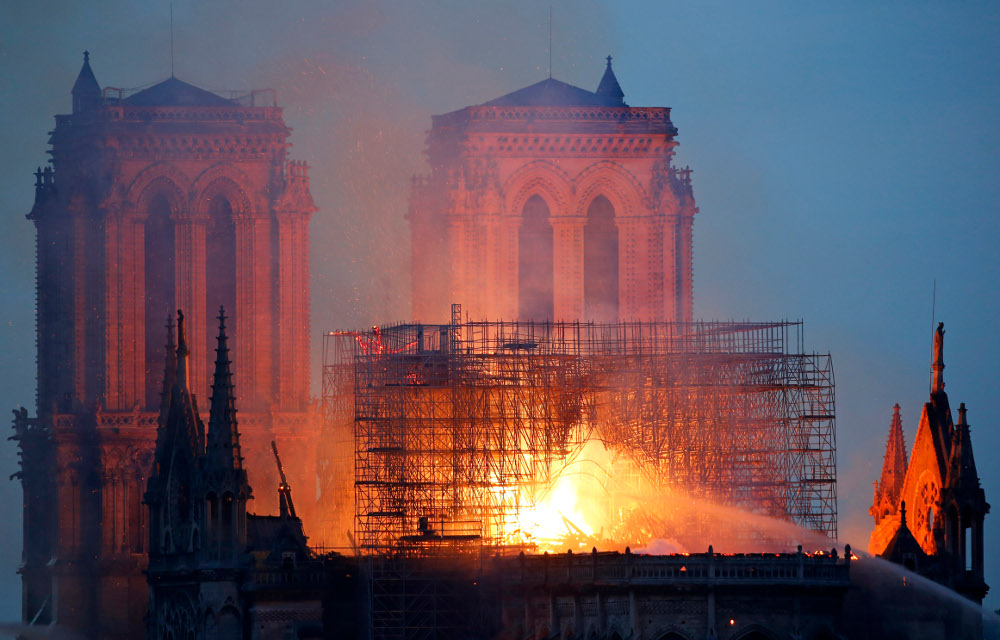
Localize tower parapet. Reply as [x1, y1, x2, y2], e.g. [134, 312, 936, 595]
[410, 57, 697, 324]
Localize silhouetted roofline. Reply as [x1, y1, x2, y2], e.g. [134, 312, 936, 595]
[595, 55, 625, 106]
[124, 76, 235, 107]
[483, 77, 626, 108]
[72, 51, 101, 96]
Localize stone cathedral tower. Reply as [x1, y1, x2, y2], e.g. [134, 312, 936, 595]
[11, 53, 318, 638]
[409, 57, 697, 323]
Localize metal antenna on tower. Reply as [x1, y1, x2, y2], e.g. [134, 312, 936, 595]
[548, 6, 553, 79]
[170, 0, 175, 78]
[929, 278, 936, 395]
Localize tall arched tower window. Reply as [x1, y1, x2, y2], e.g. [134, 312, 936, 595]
[205, 192, 237, 383]
[518, 195, 554, 321]
[411, 61, 695, 323]
[584, 195, 619, 322]
[145, 192, 176, 409]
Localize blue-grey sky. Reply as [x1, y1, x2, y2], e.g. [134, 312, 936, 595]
[1, 0, 998, 625]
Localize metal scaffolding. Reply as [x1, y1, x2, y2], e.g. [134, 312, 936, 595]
[317, 331, 359, 548]
[321, 309, 837, 560]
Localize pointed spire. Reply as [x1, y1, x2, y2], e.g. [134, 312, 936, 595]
[946, 402, 980, 490]
[158, 313, 177, 420]
[874, 404, 909, 513]
[595, 54, 625, 106]
[72, 50, 101, 113]
[931, 322, 945, 395]
[206, 306, 242, 470]
[149, 308, 204, 542]
[175, 309, 189, 390]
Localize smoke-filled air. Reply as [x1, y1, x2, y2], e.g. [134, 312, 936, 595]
[1, 1, 999, 639]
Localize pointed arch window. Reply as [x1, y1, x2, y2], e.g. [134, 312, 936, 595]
[584, 195, 619, 322]
[518, 195, 554, 321]
[145, 192, 176, 409]
[205, 193, 237, 383]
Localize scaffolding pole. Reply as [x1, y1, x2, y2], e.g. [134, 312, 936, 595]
[320, 317, 837, 639]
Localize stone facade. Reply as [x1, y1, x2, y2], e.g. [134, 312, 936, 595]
[868, 323, 990, 605]
[496, 549, 852, 640]
[410, 58, 697, 324]
[145, 310, 326, 640]
[11, 52, 319, 639]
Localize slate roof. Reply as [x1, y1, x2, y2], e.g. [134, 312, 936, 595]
[483, 77, 624, 108]
[72, 51, 101, 97]
[124, 76, 235, 107]
[596, 56, 625, 104]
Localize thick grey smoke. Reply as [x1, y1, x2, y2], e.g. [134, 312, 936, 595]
[2, 0, 1000, 629]
[0, 0, 617, 626]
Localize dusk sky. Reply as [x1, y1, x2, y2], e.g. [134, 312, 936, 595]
[1, 0, 998, 625]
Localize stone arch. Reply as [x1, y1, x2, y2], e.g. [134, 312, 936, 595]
[128, 162, 190, 212]
[205, 491, 219, 554]
[502, 160, 572, 217]
[193, 176, 253, 218]
[216, 605, 241, 639]
[654, 631, 692, 640]
[104, 447, 127, 479]
[135, 177, 188, 217]
[124, 453, 147, 553]
[195, 172, 245, 378]
[733, 625, 778, 640]
[583, 194, 619, 322]
[572, 161, 647, 219]
[189, 521, 200, 551]
[190, 163, 255, 216]
[134, 169, 186, 410]
[163, 591, 199, 637]
[220, 491, 236, 554]
[517, 194, 554, 321]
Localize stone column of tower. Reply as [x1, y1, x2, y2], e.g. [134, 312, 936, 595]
[410, 57, 697, 323]
[12, 53, 319, 639]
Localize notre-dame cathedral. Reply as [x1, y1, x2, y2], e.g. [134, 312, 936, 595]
[10, 51, 991, 640]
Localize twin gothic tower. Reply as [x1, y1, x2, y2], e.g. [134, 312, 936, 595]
[14, 53, 317, 636]
[410, 57, 697, 323]
[14, 52, 699, 638]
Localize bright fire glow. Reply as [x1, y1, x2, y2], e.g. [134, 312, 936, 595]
[503, 438, 618, 552]
[492, 436, 833, 555]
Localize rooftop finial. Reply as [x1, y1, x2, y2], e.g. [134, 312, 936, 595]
[931, 322, 945, 394]
[596, 54, 625, 106]
[871, 403, 908, 522]
[206, 305, 243, 472]
[176, 309, 189, 389]
[72, 49, 101, 113]
[158, 313, 178, 421]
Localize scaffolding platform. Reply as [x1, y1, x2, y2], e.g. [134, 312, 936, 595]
[321, 310, 837, 558]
